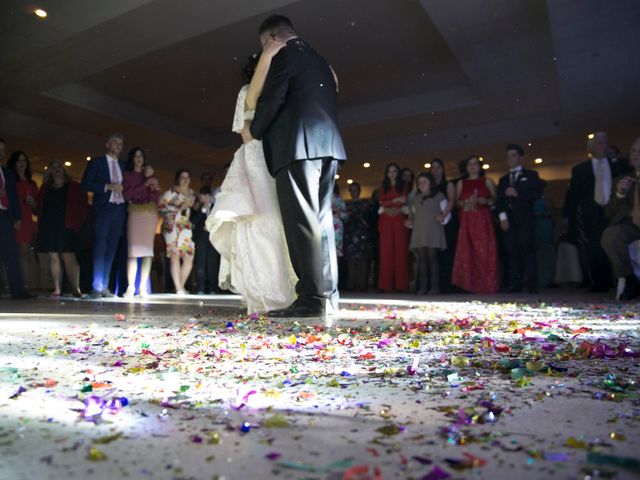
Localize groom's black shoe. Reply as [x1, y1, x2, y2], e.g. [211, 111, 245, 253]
[267, 298, 325, 318]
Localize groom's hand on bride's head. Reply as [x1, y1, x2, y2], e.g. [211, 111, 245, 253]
[241, 124, 254, 144]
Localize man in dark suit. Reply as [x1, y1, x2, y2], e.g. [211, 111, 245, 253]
[0, 138, 30, 299]
[190, 187, 221, 294]
[563, 131, 632, 292]
[601, 137, 640, 299]
[81, 133, 127, 298]
[496, 144, 543, 292]
[243, 15, 347, 317]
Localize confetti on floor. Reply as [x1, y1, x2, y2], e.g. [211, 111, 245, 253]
[0, 294, 639, 480]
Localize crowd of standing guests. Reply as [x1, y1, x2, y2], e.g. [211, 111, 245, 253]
[337, 134, 640, 300]
[0, 133, 221, 299]
[2, 131, 640, 301]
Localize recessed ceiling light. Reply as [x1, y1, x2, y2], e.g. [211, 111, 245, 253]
[64, 161, 72, 167]
[424, 163, 431, 169]
[479, 156, 484, 161]
[588, 133, 595, 139]
[534, 158, 543, 164]
[363, 162, 370, 168]
[482, 163, 490, 170]
[347, 179, 354, 184]
[528, 142, 533, 147]
[86, 156, 91, 161]
[334, 174, 340, 180]
[34, 9, 47, 18]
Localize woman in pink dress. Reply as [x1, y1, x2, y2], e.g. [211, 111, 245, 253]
[122, 147, 160, 298]
[452, 156, 499, 293]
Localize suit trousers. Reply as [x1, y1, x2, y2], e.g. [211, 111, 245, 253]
[0, 211, 26, 296]
[601, 222, 640, 278]
[504, 216, 537, 290]
[275, 159, 338, 307]
[194, 239, 220, 292]
[92, 203, 125, 292]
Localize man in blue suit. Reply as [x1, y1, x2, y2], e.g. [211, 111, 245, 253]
[81, 133, 127, 298]
[0, 138, 31, 299]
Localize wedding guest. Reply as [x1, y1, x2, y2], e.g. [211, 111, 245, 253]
[378, 163, 409, 292]
[563, 131, 631, 291]
[81, 133, 127, 298]
[0, 138, 31, 298]
[344, 182, 373, 291]
[159, 169, 195, 295]
[401, 167, 415, 199]
[122, 147, 160, 298]
[601, 137, 640, 299]
[534, 181, 556, 288]
[200, 172, 213, 191]
[7, 150, 38, 289]
[496, 144, 543, 293]
[430, 158, 458, 293]
[452, 155, 499, 293]
[37, 160, 88, 297]
[190, 187, 220, 294]
[407, 173, 447, 294]
[333, 184, 348, 258]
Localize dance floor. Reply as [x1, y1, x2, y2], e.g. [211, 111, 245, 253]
[1, 292, 639, 480]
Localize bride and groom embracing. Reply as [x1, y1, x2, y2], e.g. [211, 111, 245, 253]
[205, 15, 347, 317]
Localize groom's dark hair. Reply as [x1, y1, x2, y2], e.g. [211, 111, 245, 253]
[259, 15, 296, 37]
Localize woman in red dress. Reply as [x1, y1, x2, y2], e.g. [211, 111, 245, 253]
[377, 163, 409, 292]
[7, 151, 38, 290]
[452, 156, 499, 293]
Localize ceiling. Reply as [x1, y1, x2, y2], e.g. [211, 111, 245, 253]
[1, 0, 639, 195]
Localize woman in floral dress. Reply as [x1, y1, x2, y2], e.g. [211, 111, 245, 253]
[159, 169, 195, 295]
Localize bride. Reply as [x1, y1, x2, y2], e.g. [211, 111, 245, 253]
[206, 40, 297, 314]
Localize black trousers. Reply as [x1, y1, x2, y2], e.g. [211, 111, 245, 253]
[0, 211, 26, 296]
[601, 222, 640, 278]
[194, 239, 220, 292]
[275, 159, 339, 306]
[504, 216, 537, 290]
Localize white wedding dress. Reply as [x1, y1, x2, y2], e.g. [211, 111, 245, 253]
[205, 85, 297, 313]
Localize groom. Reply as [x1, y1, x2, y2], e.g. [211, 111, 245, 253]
[242, 15, 347, 317]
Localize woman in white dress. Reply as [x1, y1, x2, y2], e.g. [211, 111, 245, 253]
[206, 40, 297, 314]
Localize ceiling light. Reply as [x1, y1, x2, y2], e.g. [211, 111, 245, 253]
[424, 163, 431, 169]
[534, 158, 543, 164]
[335, 174, 340, 180]
[363, 162, 370, 168]
[479, 156, 484, 161]
[64, 161, 72, 167]
[528, 142, 533, 147]
[482, 164, 490, 170]
[347, 179, 354, 185]
[588, 133, 595, 139]
[34, 9, 47, 18]
[86, 156, 91, 161]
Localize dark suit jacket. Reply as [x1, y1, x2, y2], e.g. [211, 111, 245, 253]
[604, 175, 638, 225]
[190, 204, 213, 244]
[496, 168, 542, 223]
[80, 155, 126, 208]
[250, 38, 346, 176]
[563, 158, 631, 236]
[1, 166, 21, 221]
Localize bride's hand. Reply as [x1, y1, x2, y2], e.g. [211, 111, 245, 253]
[262, 37, 286, 59]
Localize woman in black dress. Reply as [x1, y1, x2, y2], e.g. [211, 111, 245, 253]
[37, 160, 88, 297]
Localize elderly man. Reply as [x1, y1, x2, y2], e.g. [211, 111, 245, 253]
[601, 138, 640, 299]
[563, 132, 631, 292]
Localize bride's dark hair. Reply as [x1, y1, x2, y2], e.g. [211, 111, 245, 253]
[241, 53, 259, 85]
